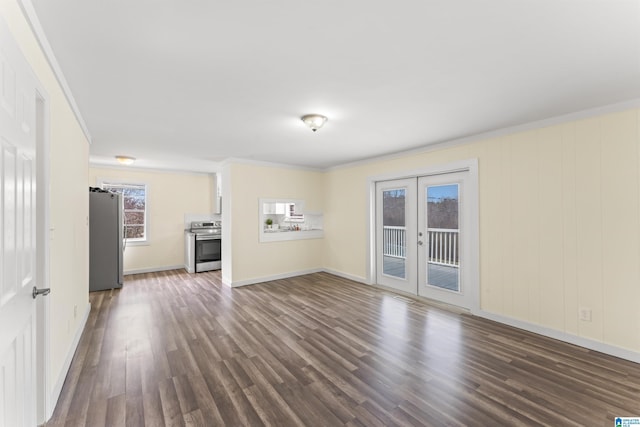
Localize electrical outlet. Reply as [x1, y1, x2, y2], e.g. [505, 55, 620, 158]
[579, 307, 592, 322]
[74, 305, 78, 319]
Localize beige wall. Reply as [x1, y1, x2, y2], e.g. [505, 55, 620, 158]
[48, 107, 89, 400]
[89, 167, 214, 272]
[0, 0, 91, 406]
[324, 109, 640, 353]
[226, 162, 325, 284]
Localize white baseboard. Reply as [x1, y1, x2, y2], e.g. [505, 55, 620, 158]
[321, 268, 369, 285]
[48, 301, 91, 419]
[221, 273, 232, 287]
[321, 269, 640, 364]
[227, 268, 324, 288]
[476, 309, 640, 364]
[124, 265, 184, 275]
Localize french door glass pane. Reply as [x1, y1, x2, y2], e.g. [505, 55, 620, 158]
[382, 188, 406, 279]
[426, 184, 460, 291]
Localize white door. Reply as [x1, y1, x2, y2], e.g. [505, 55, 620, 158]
[374, 165, 478, 311]
[417, 173, 472, 308]
[0, 17, 39, 427]
[375, 178, 417, 294]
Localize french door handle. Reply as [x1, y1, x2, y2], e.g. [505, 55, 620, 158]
[418, 240, 424, 246]
[32, 287, 51, 299]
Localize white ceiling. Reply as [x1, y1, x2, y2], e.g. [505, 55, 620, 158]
[30, 0, 640, 172]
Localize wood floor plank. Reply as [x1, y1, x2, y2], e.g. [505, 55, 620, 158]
[141, 389, 165, 426]
[172, 374, 199, 416]
[45, 270, 640, 426]
[273, 381, 344, 427]
[183, 374, 226, 426]
[157, 377, 185, 427]
[83, 393, 107, 427]
[305, 378, 358, 424]
[105, 393, 126, 427]
[217, 363, 265, 426]
[247, 354, 284, 385]
[241, 357, 306, 426]
[200, 364, 249, 426]
[242, 383, 299, 427]
[125, 354, 143, 396]
[125, 394, 144, 427]
[181, 409, 205, 427]
[63, 364, 96, 424]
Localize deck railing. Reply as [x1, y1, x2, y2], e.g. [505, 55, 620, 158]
[382, 226, 406, 258]
[382, 226, 459, 267]
[427, 228, 459, 267]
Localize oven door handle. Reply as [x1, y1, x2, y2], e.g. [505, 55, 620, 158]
[196, 235, 221, 241]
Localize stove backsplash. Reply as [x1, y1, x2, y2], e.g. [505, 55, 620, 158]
[184, 213, 221, 230]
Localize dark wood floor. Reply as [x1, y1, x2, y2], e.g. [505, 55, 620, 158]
[45, 270, 640, 426]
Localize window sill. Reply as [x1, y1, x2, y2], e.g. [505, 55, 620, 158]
[260, 229, 324, 243]
[125, 239, 149, 247]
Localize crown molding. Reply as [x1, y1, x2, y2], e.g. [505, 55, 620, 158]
[219, 157, 323, 172]
[88, 161, 215, 176]
[326, 98, 640, 172]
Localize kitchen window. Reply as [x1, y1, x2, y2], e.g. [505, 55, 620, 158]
[101, 181, 148, 243]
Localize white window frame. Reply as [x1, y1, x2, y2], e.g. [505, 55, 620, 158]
[98, 178, 150, 246]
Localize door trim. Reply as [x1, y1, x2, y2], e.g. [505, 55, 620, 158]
[367, 159, 480, 313]
[35, 89, 52, 423]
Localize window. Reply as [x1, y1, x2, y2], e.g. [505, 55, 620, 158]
[101, 182, 147, 242]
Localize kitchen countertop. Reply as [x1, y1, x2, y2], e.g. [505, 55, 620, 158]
[264, 228, 322, 233]
[260, 228, 324, 242]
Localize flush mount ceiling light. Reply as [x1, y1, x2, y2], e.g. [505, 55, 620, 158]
[115, 156, 136, 165]
[301, 114, 328, 132]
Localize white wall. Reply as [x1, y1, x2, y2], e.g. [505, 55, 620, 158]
[89, 166, 215, 273]
[0, 0, 91, 413]
[324, 108, 640, 354]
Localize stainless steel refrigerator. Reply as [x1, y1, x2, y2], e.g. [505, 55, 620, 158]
[89, 189, 124, 291]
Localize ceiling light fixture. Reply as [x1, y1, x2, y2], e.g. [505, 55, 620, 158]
[301, 114, 328, 132]
[115, 156, 136, 165]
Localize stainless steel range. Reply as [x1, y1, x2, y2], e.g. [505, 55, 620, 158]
[184, 221, 221, 273]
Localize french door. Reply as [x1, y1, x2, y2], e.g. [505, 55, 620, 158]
[375, 170, 475, 310]
[375, 178, 417, 293]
